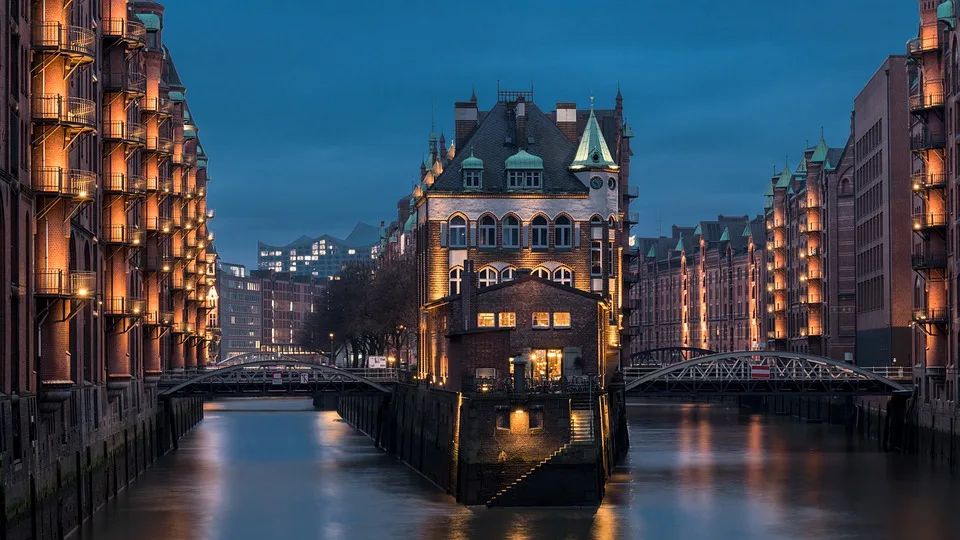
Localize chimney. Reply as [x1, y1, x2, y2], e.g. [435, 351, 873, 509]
[455, 101, 479, 149]
[515, 96, 526, 149]
[556, 102, 577, 143]
[461, 260, 478, 331]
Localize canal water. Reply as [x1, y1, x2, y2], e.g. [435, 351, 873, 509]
[74, 399, 960, 540]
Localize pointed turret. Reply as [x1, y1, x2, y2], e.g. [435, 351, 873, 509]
[569, 99, 618, 171]
[810, 137, 829, 163]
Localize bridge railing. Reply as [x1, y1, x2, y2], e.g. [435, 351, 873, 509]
[469, 375, 599, 394]
[623, 364, 913, 383]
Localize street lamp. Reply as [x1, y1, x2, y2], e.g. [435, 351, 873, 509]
[329, 332, 335, 366]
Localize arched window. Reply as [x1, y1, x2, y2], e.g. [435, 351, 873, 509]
[449, 216, 466, 248]
[501, 266, 517, 282]
[478, 267, 498, 288]
[553, 267, 573, 286]
[555, 215, 572, 249]
[449, 267, 463, 295]
[503, 215, 520, 248]
[479, 216, 496, 248]
[531, 216, 548, 250]
[590, 216, 604, 240]
[532, 267, 550, 279]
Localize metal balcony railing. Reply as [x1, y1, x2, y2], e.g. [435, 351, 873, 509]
[909, 93, 945, 112]
[807, 326, 823, 336]
[103, 297, 146, 317]
[126, 175, 146, 196]
[912, 307, 949, 324]
[104, 173, 126, 193]
[624, 212, 639, 225]
[623, 185, 639, 198]
[907, 32, 939, 55]
[103, 71, 146, 94]
[805, 222, 822, 232]
[31, 94, 96, 130]
[146, 135, 174, 154]
[31, 168, 95, 199]
[101, 18, 146, 46]
[911, 131, 946, 151]
[911, 172, 947, 190]
[912, 253, 948, 270]
[144, 255, 174, 273]
[103, 225, 144, 246]
[913, 213, 948, 230]
[806, 269, 823, 280]
[35, 270, 95, 297]
[172, 322, 195, 334]
[103, 121, 146, 145]
[31, 22, 96, 60]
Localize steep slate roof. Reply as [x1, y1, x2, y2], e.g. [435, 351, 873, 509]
[430, 102, 587, 194]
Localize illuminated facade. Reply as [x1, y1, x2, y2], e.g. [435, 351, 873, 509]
[630, 216, 767, 356]
[415, 88, 635, 387]
[764, 137, 857, 361]
[258, 222, 380, 278]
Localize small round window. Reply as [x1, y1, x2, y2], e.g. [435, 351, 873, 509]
[608, 177, 617, 190]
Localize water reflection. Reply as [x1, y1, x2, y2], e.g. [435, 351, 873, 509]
[74, 398, 960, 540]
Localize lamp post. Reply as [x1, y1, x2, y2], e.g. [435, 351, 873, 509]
[329, 332, 335, 366]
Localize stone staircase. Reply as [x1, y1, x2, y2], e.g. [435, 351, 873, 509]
[485, 443, 572, 507]
[570, 396, 595, 444]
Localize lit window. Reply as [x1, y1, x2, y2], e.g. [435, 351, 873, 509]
[553, 312, 571, 328]
[478, 267, 498, 288]
[532, 216, 548, 250]
[449, 267, 463, 295]
[499, 312, 516, 327]
[532, 267, 550, 279]
[479, 216, 496, 247]
[449, 216, 467, 248]
[478, 313, 496, 327]
[501, 267, 517, 282]
[464, 169, 482, 188]
[348, 249, 356, 255]
[555, 215, 572, 248]
[503, 216, 520, 248]
[532, 312, 550, 328]
[553, 267, 573, 286]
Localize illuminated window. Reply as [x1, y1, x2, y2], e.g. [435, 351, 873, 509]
[499, 312, 516, 327]
[553, 267, 573, 286]
[555, 215, 572, 248]
[532, 312, 550, 328]
[478, 267, 498, 288]
[532, 267, 550, 279]
[553, 312, 571, 328]
[478, 313, 496, 327]
[503, 216, 520, 248]
[449, 216, 467, 248]
[532, 216, 548, 250]
[479, 216, 496, 247]
[501, 267, 517, 282]
[464, 169, 482, 188]
[449, 267, 463, 295]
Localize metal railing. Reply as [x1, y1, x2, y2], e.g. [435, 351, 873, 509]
[913, 213, 948, 229]
[146, 216, 173, 234]
[468, 375, 599, 394]
[103, 225, 144, 246]
[31, 22, 96, 59]
[104, 121, 146, 145]
[31, 94, 96, 129]
[103, 71, 146, 94]
[911, 253, 947, 269]
[909, 93, 944, 112]
[912, 172, 947, 190]
[104, 296, 145, 316]
[101, 18, 146, 45]
[911, 131, 946, 151]
[907, 33, 939, 55]
[623, 185, 639, 198]
[864, 366, 912, 382]
[35, 270, 95, 297]
[171, 322, 195, 334]
[143, 254, 173, 272]
[31, 168, 95, 199]
[912, 307, 950, 324]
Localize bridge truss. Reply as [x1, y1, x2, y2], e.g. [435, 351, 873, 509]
[629, 347, 716, 366]
[624, 351, 911, 396]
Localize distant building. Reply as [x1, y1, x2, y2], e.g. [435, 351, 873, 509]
[258, 222, 381, 278]
[216, 262, 262, 360]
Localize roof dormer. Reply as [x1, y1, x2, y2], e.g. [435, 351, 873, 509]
[505, 149, 543, 189]
[461, 150, 484, 189]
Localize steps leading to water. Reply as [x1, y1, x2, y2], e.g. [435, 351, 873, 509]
[485, 443, 572, 507]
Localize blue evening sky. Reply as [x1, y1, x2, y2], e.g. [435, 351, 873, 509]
[158, 0, 917, 268]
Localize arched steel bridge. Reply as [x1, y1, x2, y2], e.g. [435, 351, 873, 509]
[623, 351, 912, 396]
[629, 347, 716, 365]
[158, 358, 391, 397]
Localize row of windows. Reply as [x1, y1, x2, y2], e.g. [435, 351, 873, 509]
[444, 215, 616, 250]
[857, 244, 883, 275]
[856, 275, 885, 312]
[449, 266, 574, 295]
[461, 169, 544, 190]
[855, 181, 884, 218]
[856, 212, 884, 246]
[854, 150, 883, 192]
[477, 311, 571, 329]
[855, 119, 883, 162]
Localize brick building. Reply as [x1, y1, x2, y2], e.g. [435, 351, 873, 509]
[628, 215, 767, 358]
[765, 135, 857, 361]
[413, 87, 636, 387]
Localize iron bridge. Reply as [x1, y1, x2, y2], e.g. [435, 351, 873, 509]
[623, 351, 912, 396]
[158, 358, 391, 397]
[629, 347, 715, 365]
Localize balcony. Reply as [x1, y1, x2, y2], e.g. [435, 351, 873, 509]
[146, 216, 174, 234]
[770, 240, 785, 251]
[623, 185, 639, 199]
[911, 131, 946, 151]
[910, 93, 945, 113]
[143, 311, 175, 326]
[913, 213, 948, 231]
[172, 322, 195, 334]
[142, 97, 171, 115]
[767, 330, 786, 340]
[35, 270, 95, 298]
[206, 208, 216, 220]
[31, 94, 96, 132]
[103, 71, 146, 95]
[912, 307, 949, 325]
[912, 172, 947, 190]
[805, 247, 821, 258]
[103, 121, 146, 146]
[912, 253, 948, 270]
[103, 297, 146, 317]
[31, 22, 96, 63]
[101, 18, 146, 47]
[805, 269, 823, 281]
[126, 175, 146, 196]
[102, 225, 144, 247]
[907, 33, 939, 56]
[143, 255, 173, 273]
[805, 221, 822, 233]
[807, 326, 823, 337]
[31, 168, 95, 200]
[802, 294, 823, 304]
[145, 135, 174, 155]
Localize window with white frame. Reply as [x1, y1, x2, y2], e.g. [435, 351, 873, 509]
[500, 267, 517, 282]
[464, 169, 481, 189]
[503, 216, 520, 248]
[591, 242, 603, 276]
[449, 267, 463, 295]
[553, 312, 571, 328]
[532, 267, 550, 279]
[499, 312, 516, 327]
[532, 216, 548, 250]
[553, 267, 573, 286]
[524, 170, 542, 188]
[477, 313, 495, 327]
[508, 170, 523, 189]
[478, 267, 498, 288]
[479, 216, 496, 248]
[555, 215, 572, 249]
[449, 216, 467, 247]
[532, 312, 550, 328]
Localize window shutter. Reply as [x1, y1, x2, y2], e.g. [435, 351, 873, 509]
[469, 222, 477, 247]
[574, 223, 581, 248]
[440, 223, 447, 247]
[521, 224, 529, 248]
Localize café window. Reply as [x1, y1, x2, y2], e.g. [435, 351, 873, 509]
[532, 312, 550, 328]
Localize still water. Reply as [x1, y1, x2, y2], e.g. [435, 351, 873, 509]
[76, 399, 960, 540]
